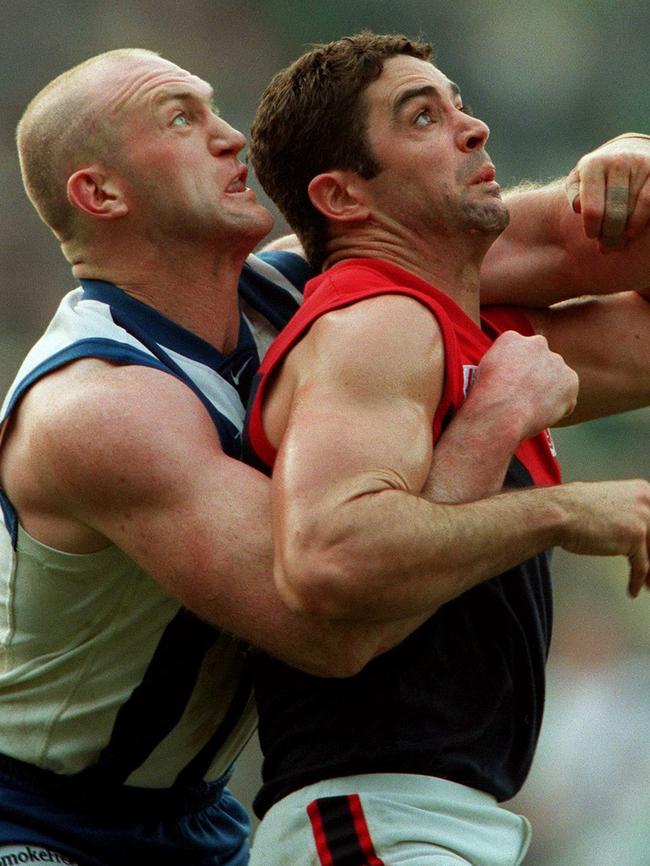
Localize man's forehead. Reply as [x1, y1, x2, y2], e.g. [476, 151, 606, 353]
[370, 55, 457, 103]
[95, 55, 213, 114]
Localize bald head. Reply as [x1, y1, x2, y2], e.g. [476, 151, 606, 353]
[17, 48, 158, 240]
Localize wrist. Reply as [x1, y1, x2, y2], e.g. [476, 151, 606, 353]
[462, 390, 531, 449]
[544, 481, 586, 548]
[598, 132, 650, 148]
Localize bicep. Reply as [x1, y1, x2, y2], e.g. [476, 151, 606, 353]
[26, 367, 277, 634]
[270, 296, 445, 554]
[274, 383, 434, 524]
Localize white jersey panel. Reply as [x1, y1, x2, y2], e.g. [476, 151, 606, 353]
[0, 256, 306, 789]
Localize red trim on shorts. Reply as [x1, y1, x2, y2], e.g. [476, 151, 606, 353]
[348, 794, 385, 866]
[307, 799, 334, 866]
[307, 794, 386, 866]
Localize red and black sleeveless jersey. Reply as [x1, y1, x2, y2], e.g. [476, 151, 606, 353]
[243, 258, 561, 817]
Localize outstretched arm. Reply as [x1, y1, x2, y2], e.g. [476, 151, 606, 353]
[262, 136, 650, 307]
[524, 289, 650, 424]
[480, 134, 650, 306]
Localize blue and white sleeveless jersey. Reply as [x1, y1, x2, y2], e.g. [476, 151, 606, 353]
[0, 251, 310, 790]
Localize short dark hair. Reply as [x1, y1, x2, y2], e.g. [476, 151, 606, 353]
[250, 32, 433, 269]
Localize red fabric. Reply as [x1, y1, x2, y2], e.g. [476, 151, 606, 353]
[247, 258, 560, 487]
[348, 794, 386, 866]
[307, 799, 334, 866]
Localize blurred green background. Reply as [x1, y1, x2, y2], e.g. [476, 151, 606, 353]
[1, 2, 649, 863]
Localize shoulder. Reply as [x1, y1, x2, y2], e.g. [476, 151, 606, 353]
[312, 291, 443, 349]
[257, 233, 305, 257]
[291, 292, 445, 402]
[4, 359, 224, 507]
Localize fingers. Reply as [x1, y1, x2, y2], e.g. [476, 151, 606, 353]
[626, 494, 650, 598]
[574, 162, 630, 245]
[627, 543, 650, 598]
[599, 166, 630, 248]
[479, 332, 578, 435]
[565, 135, 650, 250]
[626, 175, 650, 239]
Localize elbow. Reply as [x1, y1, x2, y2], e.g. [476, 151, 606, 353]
[271, 540, 388, 678]
[323, 645, 377, 678]
[293, 613, 419, 679]
[273, 540, 361, 620]
[285, 625, 387, 679]
[298, 644, 376, 679]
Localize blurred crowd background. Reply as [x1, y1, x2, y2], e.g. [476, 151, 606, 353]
[1, 1, 649, 862]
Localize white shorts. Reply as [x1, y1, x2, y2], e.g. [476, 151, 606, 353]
[249, 773, 531, 866]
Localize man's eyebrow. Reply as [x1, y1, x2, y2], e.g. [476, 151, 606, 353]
[152, 87, 216, 109]
[391, 81, 461, 120]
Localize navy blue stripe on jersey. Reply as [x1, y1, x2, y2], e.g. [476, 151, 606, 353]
[80, 609, 220, 786]
[239, 261, 302, 332]
[307, 795, 386, 866]
[0, 490, 17, 548]
[257, 251, 314, 291]
[80, 280, 233, 371]
[219, 317, 259, 403]
[80, 284, 243, 456]
[175, 658, 254, 786]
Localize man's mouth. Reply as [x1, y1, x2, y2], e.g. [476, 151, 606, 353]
[226, 166, 249, 193]
[470, 164, 497, 185]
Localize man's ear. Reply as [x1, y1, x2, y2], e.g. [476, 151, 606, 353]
[308, 171, 370, 224]
[67, 166, 129, 219]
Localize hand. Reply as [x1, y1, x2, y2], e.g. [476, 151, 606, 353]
[559, 479, 650, 598]
[565, 134, 650, 252]
[470, 330, 579, 440]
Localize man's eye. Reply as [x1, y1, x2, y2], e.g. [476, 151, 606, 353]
[414, 110, 433, 127]
[459, 103, 474, 116]
[172, 113, 190, 127]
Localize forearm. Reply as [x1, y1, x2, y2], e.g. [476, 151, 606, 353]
[163, 471, 399, 677]
[277, 482, 574, 621]
[422, 398, 523, 503]
[486, 196, 650, 308]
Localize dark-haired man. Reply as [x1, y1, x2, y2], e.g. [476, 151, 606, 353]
[245, 33, 650, 865]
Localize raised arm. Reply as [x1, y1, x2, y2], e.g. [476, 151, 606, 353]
[480, 134, 650, 306]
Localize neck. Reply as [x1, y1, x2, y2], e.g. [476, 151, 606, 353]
[323, 226, 490, 324]
[67, 235, 255, 353]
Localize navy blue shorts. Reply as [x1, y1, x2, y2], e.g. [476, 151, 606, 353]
[0, 753, 250, 866]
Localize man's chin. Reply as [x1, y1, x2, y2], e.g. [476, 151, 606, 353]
[465, 201, 510, 236]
